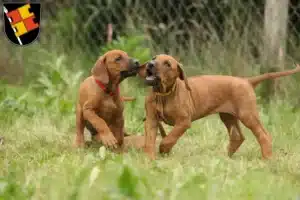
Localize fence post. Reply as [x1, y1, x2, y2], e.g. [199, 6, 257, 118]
[107, 23, 113, 44]
[262, 0, 289, 101]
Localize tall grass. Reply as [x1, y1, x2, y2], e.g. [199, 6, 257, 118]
[1, 86, 300, 199]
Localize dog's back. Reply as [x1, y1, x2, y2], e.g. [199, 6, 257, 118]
[185, 75, 255, 119]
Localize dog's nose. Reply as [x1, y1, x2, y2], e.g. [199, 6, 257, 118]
[133, 59, 139, 66]
[146, 67, 152, 74]
[147, 61, 155, 68]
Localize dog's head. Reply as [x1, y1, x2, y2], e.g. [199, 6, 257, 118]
[141, 54, 190, 92]
[91, 50, 140, 84]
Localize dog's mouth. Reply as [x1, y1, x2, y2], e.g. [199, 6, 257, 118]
[119, 59, 140, 81]
[145, 70, 159, 86]
[120, 68, 138, 77]
[119, 68, 138, 82]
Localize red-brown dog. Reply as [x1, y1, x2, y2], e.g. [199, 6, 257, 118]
[140, 54, 300, 160]
[74, 50, 140, 151]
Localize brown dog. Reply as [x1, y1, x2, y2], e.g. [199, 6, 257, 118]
[140, 54, 300, 160]
[74, 50, 140, 150]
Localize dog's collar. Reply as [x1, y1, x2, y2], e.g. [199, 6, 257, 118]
[94, 78, 120, 96]
[154, 82, 176, 97]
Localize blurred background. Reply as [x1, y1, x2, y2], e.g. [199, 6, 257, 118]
[0, 0, 300, 128]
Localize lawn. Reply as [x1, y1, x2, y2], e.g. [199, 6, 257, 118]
[1, 83, 300, 200]
[1, 3, 300, 198]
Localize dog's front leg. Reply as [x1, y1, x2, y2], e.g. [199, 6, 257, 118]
[159, 118, 191, 154]
[144, 118, 158, 160]
[144, 100, 158, 160]
[74, 103, 85, 148]
[110, 112, 125, 153]
[82, 106, 118, 149]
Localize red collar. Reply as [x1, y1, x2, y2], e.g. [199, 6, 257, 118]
[94, 79, 120, 96]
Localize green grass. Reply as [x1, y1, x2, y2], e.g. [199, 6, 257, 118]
[1, 87, 300, 200]
[1, 28, 300, 199]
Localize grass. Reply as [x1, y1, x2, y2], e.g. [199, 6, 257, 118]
[1, 83, 300, 200]
[1, 18, 300, 199]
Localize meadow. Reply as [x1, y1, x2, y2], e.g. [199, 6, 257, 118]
[1, 16, 300, 200]
[1, 80, 300, 200]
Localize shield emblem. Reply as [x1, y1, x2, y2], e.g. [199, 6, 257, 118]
[3, 1, 40, 46]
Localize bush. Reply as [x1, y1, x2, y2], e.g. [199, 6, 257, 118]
[31, 55, 83, 115]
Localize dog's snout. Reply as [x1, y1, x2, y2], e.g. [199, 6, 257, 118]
[147, 61, 155, 69]
[129, 58, 140, 67]
[133, 59, 139, 66]
[146, 61, 156, 76]
[146, 68, 152, 74]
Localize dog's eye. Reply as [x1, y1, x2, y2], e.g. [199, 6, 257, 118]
[164, 60, 171, 67]
[115, 56, 122, 62]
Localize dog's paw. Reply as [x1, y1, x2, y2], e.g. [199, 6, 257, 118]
[143, 147, 156, 160]
[159, 138, 175, 154]
[73, 136, 85, 148]
[98, 132, 118, 149]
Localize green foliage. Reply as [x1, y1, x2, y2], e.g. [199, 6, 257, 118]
[0, 171, 34, 200]
[51, 8, 77, 48]
[32, 55, 83, 115]
[0, 86, 36, 126]
[100, 34, 151, 64]
[118, 165, 140, 199]
[0, 94, 34, 117]
[67, 167, 91, 200]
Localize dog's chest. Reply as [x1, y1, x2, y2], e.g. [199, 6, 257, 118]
[97, 98, 123, 120]
[155, 105, 175, 126]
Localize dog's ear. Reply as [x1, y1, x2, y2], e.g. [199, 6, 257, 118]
[177, 63, 191, 91]
[91, 56, 109, 84]
[137, 62, 148, 78]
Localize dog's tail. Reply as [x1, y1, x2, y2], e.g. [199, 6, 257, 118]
[248, 64, 300, 88]
[121, 96, 136, 102]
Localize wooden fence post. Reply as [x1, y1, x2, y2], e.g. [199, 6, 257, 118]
[262, 0, 289, 101]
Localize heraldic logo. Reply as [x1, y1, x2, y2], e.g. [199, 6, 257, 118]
[3, 0, 40, 46]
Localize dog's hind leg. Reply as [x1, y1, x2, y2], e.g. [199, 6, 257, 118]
[85, 120, 98, 136]
[74, 104, 85, 147]
[238, 111, 272, 159]
[219, 113, 245, 157]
